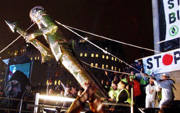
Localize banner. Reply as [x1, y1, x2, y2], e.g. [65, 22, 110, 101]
[163, 0, 180, 41]
[142, 48, 180, 75]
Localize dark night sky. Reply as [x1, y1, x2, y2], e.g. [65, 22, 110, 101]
[0, 0, 154, 63]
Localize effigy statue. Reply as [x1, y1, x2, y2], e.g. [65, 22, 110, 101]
[6, 6, 108, 113]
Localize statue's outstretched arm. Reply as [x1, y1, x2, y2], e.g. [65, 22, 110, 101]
[26, 25, 58, 42]
[5, 20, 54, 62]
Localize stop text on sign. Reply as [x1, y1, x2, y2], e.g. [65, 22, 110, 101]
[142, 48, 180, 74]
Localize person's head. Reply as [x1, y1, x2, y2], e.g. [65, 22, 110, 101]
[130, 71, 134, 76]
[162, 73, 169, 80]
[138, 61, 141, 65]
[111, 82, 117, 90]
[105, 80, 109, 85]
[105, 71, 108, 75]
[101, 79, 104, 85]
[113, 76, 118, 81]
[117, 81, 126, 90]
[48, 88, 54, 95]
[66, 84, 69, 88]
[149, 78, 154, 85]
[29, 6, 46, 23]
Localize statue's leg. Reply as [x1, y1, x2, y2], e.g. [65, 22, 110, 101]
[67, 85, 105, 113]
[67, 85, 91, 113]
[89, 94, 104, 113]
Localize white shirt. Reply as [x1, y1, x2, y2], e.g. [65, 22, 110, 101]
[154, 80, 174, 100]
[146, 84, 159, 102]
[61, 82, 69, 96]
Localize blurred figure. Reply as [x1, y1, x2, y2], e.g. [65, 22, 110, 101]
[48, 88, 54, 95]
[145, 78, 160, 108]
[116, 81, 131, 104]
[151, 73, 175, 108]
[112, 76, 119, 85]
[115, 81, 131, 113]
[71, 87, 77, 98]
[63, 88, 72, 108]
[60, 90, 64, 96]
[135, 61, 143, 72]
[108, 82, 118, 101]
[104, 80, 110, 92]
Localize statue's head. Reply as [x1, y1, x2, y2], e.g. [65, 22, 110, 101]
[29, 6, 45, 22]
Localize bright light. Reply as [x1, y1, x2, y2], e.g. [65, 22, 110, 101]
[84, 37, 88, 40]
[39, 95, 75, 102]
[84, 53, 87, 57]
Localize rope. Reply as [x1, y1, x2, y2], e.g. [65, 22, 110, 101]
[56, 22, 160, 53]
[55, 20, 142, 73]
[55, 20, 180, 80]
[81, 59, 180, 80]
[0, 22, 35, 54]
[80, 60, 132, 75]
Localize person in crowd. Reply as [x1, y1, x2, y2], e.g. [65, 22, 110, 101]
[115, 80, 131, 113]
[60, 82, 70, 97]
[116, 81, 131, 104]
[129, 71, 136, 82]
[48, 88, 54, 95]
[71, 87, 77, 98]
[145, 78, 160, 108]
[60, 90, 64, 96]
[63, 88, 73, 108]
[104, 71, 112, 83]
[157, 88, 162, 103]
[104, 80, 110, 92]
[127, 71, 141, 105]
[135, 60, 143, 72]
[101, 79, 104, 86]
[112, 76, 119, 85]
[54, 85, 61, 95]
[151, 73, 175, 108]
[108, 81, 118, 101]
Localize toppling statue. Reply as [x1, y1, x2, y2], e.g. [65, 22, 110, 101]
[6, 6, 108, 113]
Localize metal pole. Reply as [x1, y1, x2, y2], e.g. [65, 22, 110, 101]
[152, 0, 160, 54]
[19, 99, 23, 113]
[131, 87, 134, 113]
[34, 93, 40, 113]
[19, 90, 26, 113]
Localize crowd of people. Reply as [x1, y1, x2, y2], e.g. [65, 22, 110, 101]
[32, 60, 176, 113]
[100, 61, 176, 113]
[0, 60, 175, 113]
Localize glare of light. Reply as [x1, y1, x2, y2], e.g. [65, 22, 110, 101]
[84, 37, 88, 40]
[39, 95, 75, 102]
[84, 53, 87, 57]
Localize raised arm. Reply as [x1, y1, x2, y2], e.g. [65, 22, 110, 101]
[25, 24, 58, 42]
[5, 20, 54, 62]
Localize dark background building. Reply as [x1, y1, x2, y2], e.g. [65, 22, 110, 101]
[0, 0, 154, 89]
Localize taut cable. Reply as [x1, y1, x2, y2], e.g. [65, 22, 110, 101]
[0, 22, 35, 54]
